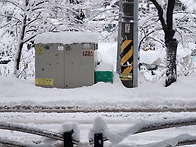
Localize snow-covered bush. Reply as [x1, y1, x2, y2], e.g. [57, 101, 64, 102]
[140, 42, 196, 82]
[138, 0, 196, 82]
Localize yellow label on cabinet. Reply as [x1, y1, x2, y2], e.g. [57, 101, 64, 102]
[37, 46, 44, 54]
[35, 78, 53, 85]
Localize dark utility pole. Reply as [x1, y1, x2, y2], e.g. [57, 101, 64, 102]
[117, 0, 138, 88]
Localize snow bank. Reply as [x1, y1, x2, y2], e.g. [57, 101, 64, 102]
[1, 73, 196, 111]
[34, 32, 98, 44]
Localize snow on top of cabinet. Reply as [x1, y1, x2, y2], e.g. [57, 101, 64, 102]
[35, 32, 98, 44]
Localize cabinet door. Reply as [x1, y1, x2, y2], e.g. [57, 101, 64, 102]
[35, 43, 65, 88]
[64, 44, 94, 88]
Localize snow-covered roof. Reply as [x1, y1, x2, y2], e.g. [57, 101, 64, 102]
[35, 32, 99, 44]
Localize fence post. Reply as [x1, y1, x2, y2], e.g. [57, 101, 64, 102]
[94, 133, 103, 147]
[64, 130, 73, 147]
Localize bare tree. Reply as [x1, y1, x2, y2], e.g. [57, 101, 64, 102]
[0, 0, 69, 76]
[150, 0, 178, 86]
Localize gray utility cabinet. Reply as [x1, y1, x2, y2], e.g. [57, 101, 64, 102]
[34, 32, 98, 88]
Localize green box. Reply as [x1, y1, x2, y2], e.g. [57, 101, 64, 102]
[95, 71, 113, 83]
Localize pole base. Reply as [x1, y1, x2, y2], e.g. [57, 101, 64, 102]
[121, 80, 133, 88]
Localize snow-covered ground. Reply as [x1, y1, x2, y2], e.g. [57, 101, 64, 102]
[1, 71, 196, 111]
[0, 42, 196, 146]
[0, 42, 196, 111]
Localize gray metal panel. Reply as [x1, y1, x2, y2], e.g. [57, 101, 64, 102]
[64, 43, 95, 88]
[35, 43, 65, 88]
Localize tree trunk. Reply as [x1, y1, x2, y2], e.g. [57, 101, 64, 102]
[151, 0, 177, 87]
[15, 43, 24, 71]
[165, 38, 178, 87]
[14, 0, 28, 75]
[165, 0, 177, 86]
[15, 15, 26, 75]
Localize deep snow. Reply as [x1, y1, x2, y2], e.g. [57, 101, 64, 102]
[0, 42, 196, 111]
[0, 42, 196, 146]
[1, 72, 196, 111]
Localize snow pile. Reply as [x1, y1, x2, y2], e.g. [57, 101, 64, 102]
[88, 116, 126, 145]
[140, 50, 163, 65]
[89, 117, 108, 143]
[34, 32, 99, 44]
[61, 122, 80, 142]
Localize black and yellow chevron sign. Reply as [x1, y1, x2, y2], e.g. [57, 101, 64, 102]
[120, 40, 133, 81]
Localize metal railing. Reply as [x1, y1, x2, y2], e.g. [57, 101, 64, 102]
[1, 117, 196, 147]
[0, 121, 79, 147]
[90, 117, 196, 147]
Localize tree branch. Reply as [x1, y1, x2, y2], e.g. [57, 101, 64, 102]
[26, 12, 42, 26]
[23, 34, 36, 44]
[138, 28, 163, 50]
[150, 0, 167, 34]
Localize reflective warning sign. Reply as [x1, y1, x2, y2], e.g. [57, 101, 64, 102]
[120, 73, 133, 81]
[120, 40, 133, 75]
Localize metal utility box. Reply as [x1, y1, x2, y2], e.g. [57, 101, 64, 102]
[34, 32, 98, 88]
